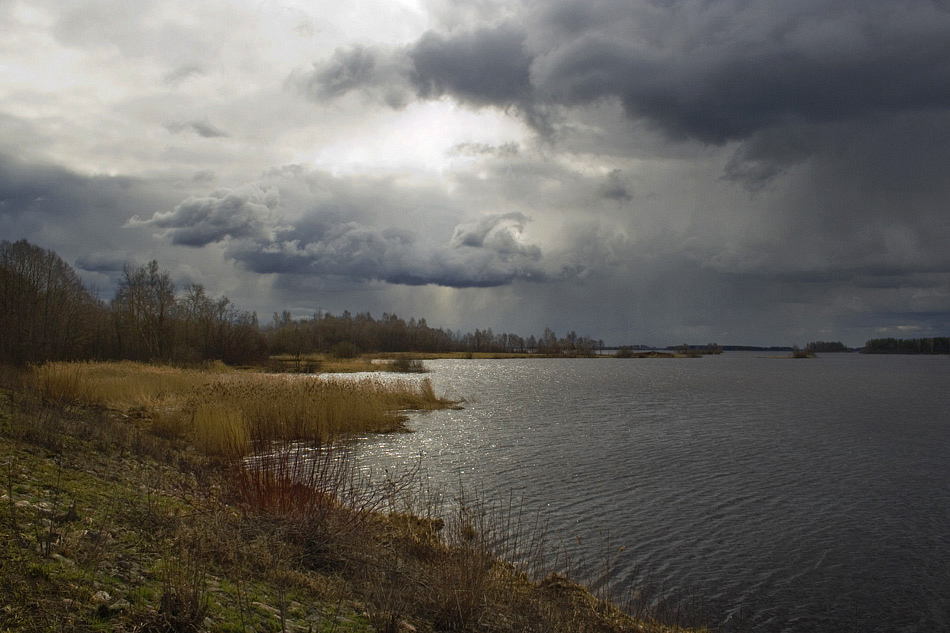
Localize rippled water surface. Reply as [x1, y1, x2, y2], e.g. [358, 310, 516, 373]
[349, 353, 950, 632]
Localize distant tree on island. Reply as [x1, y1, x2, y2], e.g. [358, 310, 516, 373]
[664, 343, 722, 356]
[862, 337, 950, 354]
[805, 341, 850, 353]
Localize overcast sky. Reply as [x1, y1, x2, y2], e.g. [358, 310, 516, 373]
[3, 0, 950, 347]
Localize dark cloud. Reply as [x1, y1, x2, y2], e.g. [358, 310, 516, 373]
[598, 169, 632, 203]
[450, 212, 540, 258]
[304, 45, 381, 99]
[532, 0, 950, 142]
[128, 185, 280, 246]
[74, 252, 132, 274]
[0, 153, 173, 232]
[292, 24, 534, 110]
[223, 216, 550, 288]
[297, 1, 950, 168]
[129, 172, 558, 288]
[409, 25, 533, 107]
[0, 154, 83, 216]
[288, 44, 414, 108]
[292, 24, 552, 128]
[166, 119, 230, 138]
[449, 141, 520, 157]
[0, 151, 186, 297]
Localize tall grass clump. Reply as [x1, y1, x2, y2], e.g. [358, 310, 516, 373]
[27, 364, 457, 461]
[30, 361, 217, 409]
[186, 375, 456, 459]
[230, 443, 406, 534]
[191, 404, 250, 457]
[389, 356, 428, 373]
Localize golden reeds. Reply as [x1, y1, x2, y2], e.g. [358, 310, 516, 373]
[30, 361, 218, 409]
[188, 375, 452, 456]
[29, 362, 456, 460]
[191, 404, 250, 457]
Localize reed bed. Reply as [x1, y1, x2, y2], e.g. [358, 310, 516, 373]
[29, 362, 456, 460]
[188, 375, 451, 457]
[30, 361, 222, 409]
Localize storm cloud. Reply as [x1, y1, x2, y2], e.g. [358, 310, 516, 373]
[129, 185, 281, 246]
[3, 0, 949, 345]
[223, 216, 552, 289]
[409, 25, 533, 108]
[299, 0, 950, 176]
[532, 1, 950, 140]
[130, 172, 558, 288]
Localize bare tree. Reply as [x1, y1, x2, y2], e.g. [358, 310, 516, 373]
[111, 260, 176, 361]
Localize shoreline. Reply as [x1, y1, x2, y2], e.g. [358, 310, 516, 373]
[268, 350, 699, 374]
[0, 363, 705, 633]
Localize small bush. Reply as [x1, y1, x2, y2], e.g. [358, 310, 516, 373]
[390, 357, 427, 373]
[791, 346, 815, 359]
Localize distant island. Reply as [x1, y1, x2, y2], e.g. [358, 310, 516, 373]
[861, 337, 950, 354]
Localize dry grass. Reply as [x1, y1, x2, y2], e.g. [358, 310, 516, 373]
[191, 403, 250, 457]
[30, 361, 225, 410]
[320, 357, 381, 373]
[29, 362, 457, 460]
[187, 374, 454, 458]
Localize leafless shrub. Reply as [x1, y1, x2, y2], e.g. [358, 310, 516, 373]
[147, 549, 208, 633]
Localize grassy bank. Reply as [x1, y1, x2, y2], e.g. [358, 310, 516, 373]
[2, 363, 704, 633]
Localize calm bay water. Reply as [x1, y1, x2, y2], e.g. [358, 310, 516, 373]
[348, 353, 950, 632]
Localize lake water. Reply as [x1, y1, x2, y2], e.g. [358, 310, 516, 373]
[347, 353, 950, 632]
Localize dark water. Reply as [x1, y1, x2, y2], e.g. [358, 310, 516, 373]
[349, 353, 950, 632]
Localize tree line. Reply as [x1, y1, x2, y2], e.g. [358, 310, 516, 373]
[1, 240, 268, 366]
[268, 311, 604, 359]
[0, 239, 604, 366]
[805, 341, 850, 353]
[861, 337, 950, 354]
